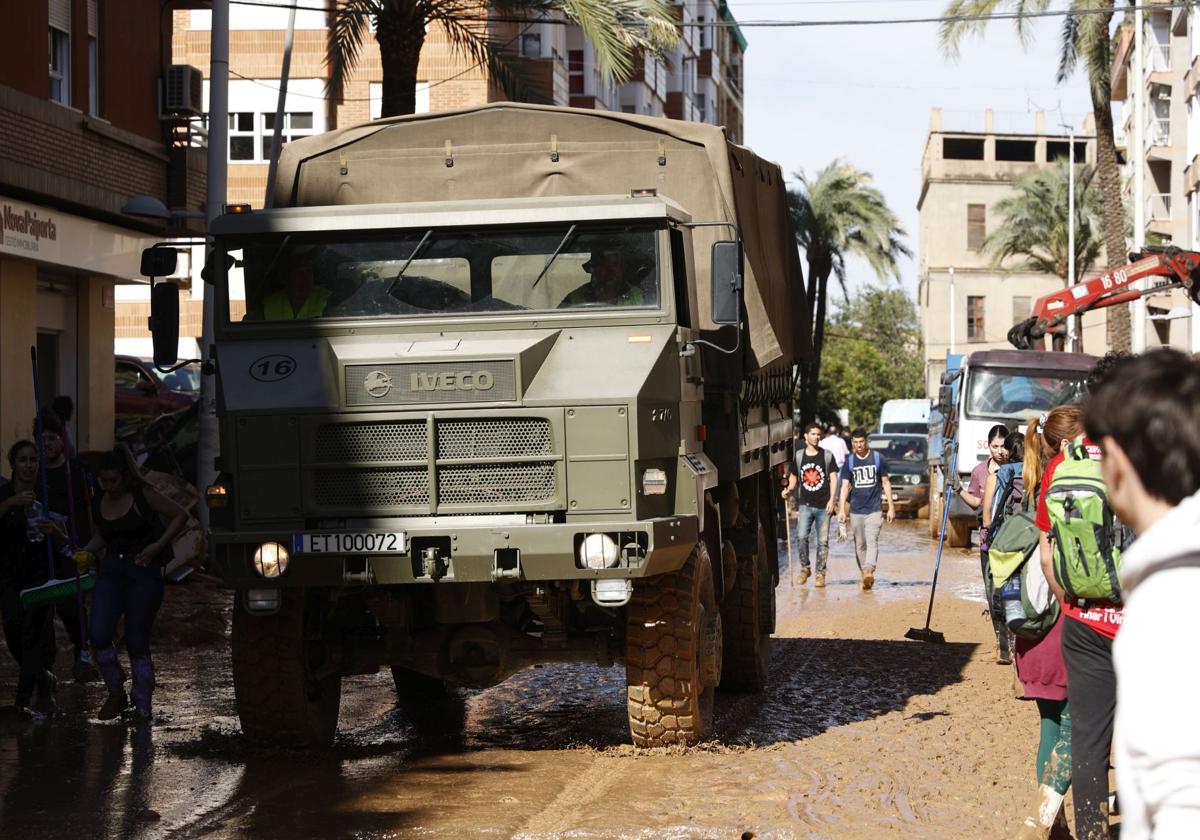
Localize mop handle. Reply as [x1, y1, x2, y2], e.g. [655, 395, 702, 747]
[922, 444, 958, 629]
[31, 347, 55, 579]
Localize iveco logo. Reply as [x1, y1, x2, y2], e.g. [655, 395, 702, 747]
[363, 370, 393, 398]
[410, 371, 495, 392]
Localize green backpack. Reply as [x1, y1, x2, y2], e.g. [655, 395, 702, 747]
[1046, 441, 1122, 603]
[987, 501, 1059, 640]
[988, 507, 1040, 589]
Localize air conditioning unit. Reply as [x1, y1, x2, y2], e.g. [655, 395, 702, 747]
[163, 65, 204, 116]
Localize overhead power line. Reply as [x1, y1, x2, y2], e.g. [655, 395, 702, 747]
[225, 0, 1194, 29]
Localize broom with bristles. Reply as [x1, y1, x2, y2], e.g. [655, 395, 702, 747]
[20, 347, 95, 608]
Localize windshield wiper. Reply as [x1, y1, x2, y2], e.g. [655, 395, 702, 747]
[531, 224, 577, 289]
[260, 234, 292, 284]
[387, 229, 433, 299]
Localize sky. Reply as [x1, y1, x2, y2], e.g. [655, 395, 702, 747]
[732, 0, 1095, 300]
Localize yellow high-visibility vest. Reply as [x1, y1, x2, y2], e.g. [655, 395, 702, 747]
[263, 287, 331, 320]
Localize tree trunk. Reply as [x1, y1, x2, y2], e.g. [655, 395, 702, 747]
[799, 255, 831, 423]
[1090, 9, 1131, 352]
[375, 12, 426, 117]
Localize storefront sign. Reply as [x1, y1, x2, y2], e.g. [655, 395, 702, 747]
[0, 196, 158, 280]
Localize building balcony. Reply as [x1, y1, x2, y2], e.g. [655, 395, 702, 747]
[1145, 43, 1172, 76]
[1147, 192, 1172, 221]
[1148, 116, 1171, 146]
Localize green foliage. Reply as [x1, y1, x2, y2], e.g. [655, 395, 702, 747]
[984, 158, 1104, 284]
[327, 0, 680, 117]
[814, 285, 925, 430]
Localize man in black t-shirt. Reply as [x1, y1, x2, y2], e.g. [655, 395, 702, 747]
[782, 423, 839, 587]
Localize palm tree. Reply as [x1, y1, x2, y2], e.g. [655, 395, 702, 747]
[328, 0, 680, 118]
[939, 1, 1131, 350]
[984, 158, 1104, 345]
[788, 161, 911, 422]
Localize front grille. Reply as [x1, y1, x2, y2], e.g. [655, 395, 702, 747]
[314, 421, 426, 462]
[312, 467, 430, 508]
[437, 418, 553, 460]
[344, 360, 518, 406]
[438, 463, 557, 505]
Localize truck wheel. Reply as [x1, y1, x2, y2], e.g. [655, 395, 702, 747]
[947, 516, 973, 548]
[232, 589, 341, 748]
[625, 542, 718, 747]
[719, 524, 772, 693]
[390, 667, 464, 731]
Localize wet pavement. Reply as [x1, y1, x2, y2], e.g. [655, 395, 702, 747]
[0, 521, 1048, 839]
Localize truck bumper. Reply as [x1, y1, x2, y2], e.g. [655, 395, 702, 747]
[210, 516, 699, 588]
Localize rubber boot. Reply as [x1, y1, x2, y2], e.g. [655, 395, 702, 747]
[130, 656, 155, 721]
[1009, 785, 1065, 840]
[95, 646, 128, 721]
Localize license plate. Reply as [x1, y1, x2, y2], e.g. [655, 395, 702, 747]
[294, 532, 407, 555]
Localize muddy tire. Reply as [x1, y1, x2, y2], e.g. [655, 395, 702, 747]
[390, 667, 464, 731]
[719, 524, 772, 693]
[232, 590, 341, 748]
[625, 543, 718, 747]
[947, 516, 973, 548]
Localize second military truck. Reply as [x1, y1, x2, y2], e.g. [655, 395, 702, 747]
[151, 103, 809, 747]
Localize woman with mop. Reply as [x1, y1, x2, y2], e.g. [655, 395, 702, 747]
[74, 451, 186, 721]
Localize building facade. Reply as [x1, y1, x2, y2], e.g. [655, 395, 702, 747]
[1, 0, 204, 456]
[1110, 3, 1200, 351]
[917, 109, 1107, 396]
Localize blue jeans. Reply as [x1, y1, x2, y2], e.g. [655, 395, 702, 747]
[789, 505, 830, 574]
[89, 553, 164, 659]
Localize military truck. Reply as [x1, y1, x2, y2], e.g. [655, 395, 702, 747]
[148, 104, 808, 748]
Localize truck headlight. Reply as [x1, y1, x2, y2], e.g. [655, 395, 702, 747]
[641, 468, 668, 495]
[253, 541, 290, 578]
[579, 533, 620, 570]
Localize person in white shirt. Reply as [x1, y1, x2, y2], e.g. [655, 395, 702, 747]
[1083, 349, 1200, 840]
[819, 423, 849, 471]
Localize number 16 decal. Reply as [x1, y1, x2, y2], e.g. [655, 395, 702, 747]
[249, 354, 296, 382]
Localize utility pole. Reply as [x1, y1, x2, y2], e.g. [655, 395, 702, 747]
[1068, 128, 1076, 352]
[1132, 5, 1147, 352]
[198, 0, 229, 526]
[264, 1, 298, 208]
[948, 266, 956, 355]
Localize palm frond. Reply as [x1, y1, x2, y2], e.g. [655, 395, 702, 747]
[938, 0, 1051, 60]
[326, 0, 380, 98]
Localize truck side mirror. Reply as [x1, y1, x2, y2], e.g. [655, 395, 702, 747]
[149, 281, 180, 369]
[710, 240, 743, 325]
[937, 384, 952, 415]
[140, 246, 178, 278]
[940, 369, 957, 386]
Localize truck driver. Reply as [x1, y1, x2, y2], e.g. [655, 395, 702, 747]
[564, 242, 650, 307]
[263, 255, 331, 320]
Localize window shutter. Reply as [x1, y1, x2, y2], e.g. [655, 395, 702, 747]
[967, 204, 986, 251]
[88, 0, 98, 37]
[49, 0, 71, 32]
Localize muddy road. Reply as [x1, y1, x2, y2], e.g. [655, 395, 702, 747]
[0, 521, 1055, 839]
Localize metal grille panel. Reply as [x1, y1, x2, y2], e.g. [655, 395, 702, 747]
[345, 361, 517, 406]
[313, 468, 430, 508]
[438, 463, 557, 506]
[314, 421, 426, 462]
[436, 418, 552, 460]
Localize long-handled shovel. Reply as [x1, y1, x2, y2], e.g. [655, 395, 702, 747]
[784, 499, 796, 588]
[905, 444, 958, 644]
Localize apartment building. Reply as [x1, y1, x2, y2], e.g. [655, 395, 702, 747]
[1110, 3, 1200, 351]
[0, 0, 205, 455]
[917, 109, 1107, 396]
[116, 0, 747, 354]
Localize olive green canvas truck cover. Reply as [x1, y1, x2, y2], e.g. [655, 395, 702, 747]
[272, 103, 811, 374]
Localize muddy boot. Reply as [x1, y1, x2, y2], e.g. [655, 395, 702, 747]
[814, 573, 826, 588]
[95, 646, 128, 721]
[1009, 785, 1064, 840]
[73, 650, 100, 683]
[130, 656, 155, 721]
[34, 669, 57, 715]
[797, 568, 810, 585]
[861, 570, 874, 591]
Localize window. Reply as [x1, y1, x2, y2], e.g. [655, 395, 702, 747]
[967, 295, 985, 342]
[568, 49, 584, 95]
[698, 16, 710, 50]
[261, 111, 314, 162]
[48, 27, 70, 105]
[519, 33, 541, 58]
[943, 137, 984, 160]
[87, 0, 99, 115]
[967, 204, 986, 251]
[1012, 296, 1031, 325]
[229, 112, 255, 160]
[115, 361, 153, 390]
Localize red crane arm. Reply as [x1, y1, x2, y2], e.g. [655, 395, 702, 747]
[1008, 249, 1200, 349]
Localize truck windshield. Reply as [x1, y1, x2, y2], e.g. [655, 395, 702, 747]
[964, 367, 1088, 424]
[226, 225, 660, 323]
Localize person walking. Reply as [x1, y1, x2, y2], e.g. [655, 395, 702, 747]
[0, 440, 59, 715]
[74, 451, 186, 721]
[1032, 404, 1122, 840]
[782, 423, 838, 587]
[837, 429, 895, 590]
[961, 424, 1011, 662]
[820, 423, 849, 472]
[1084, 350, 1200, 840]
